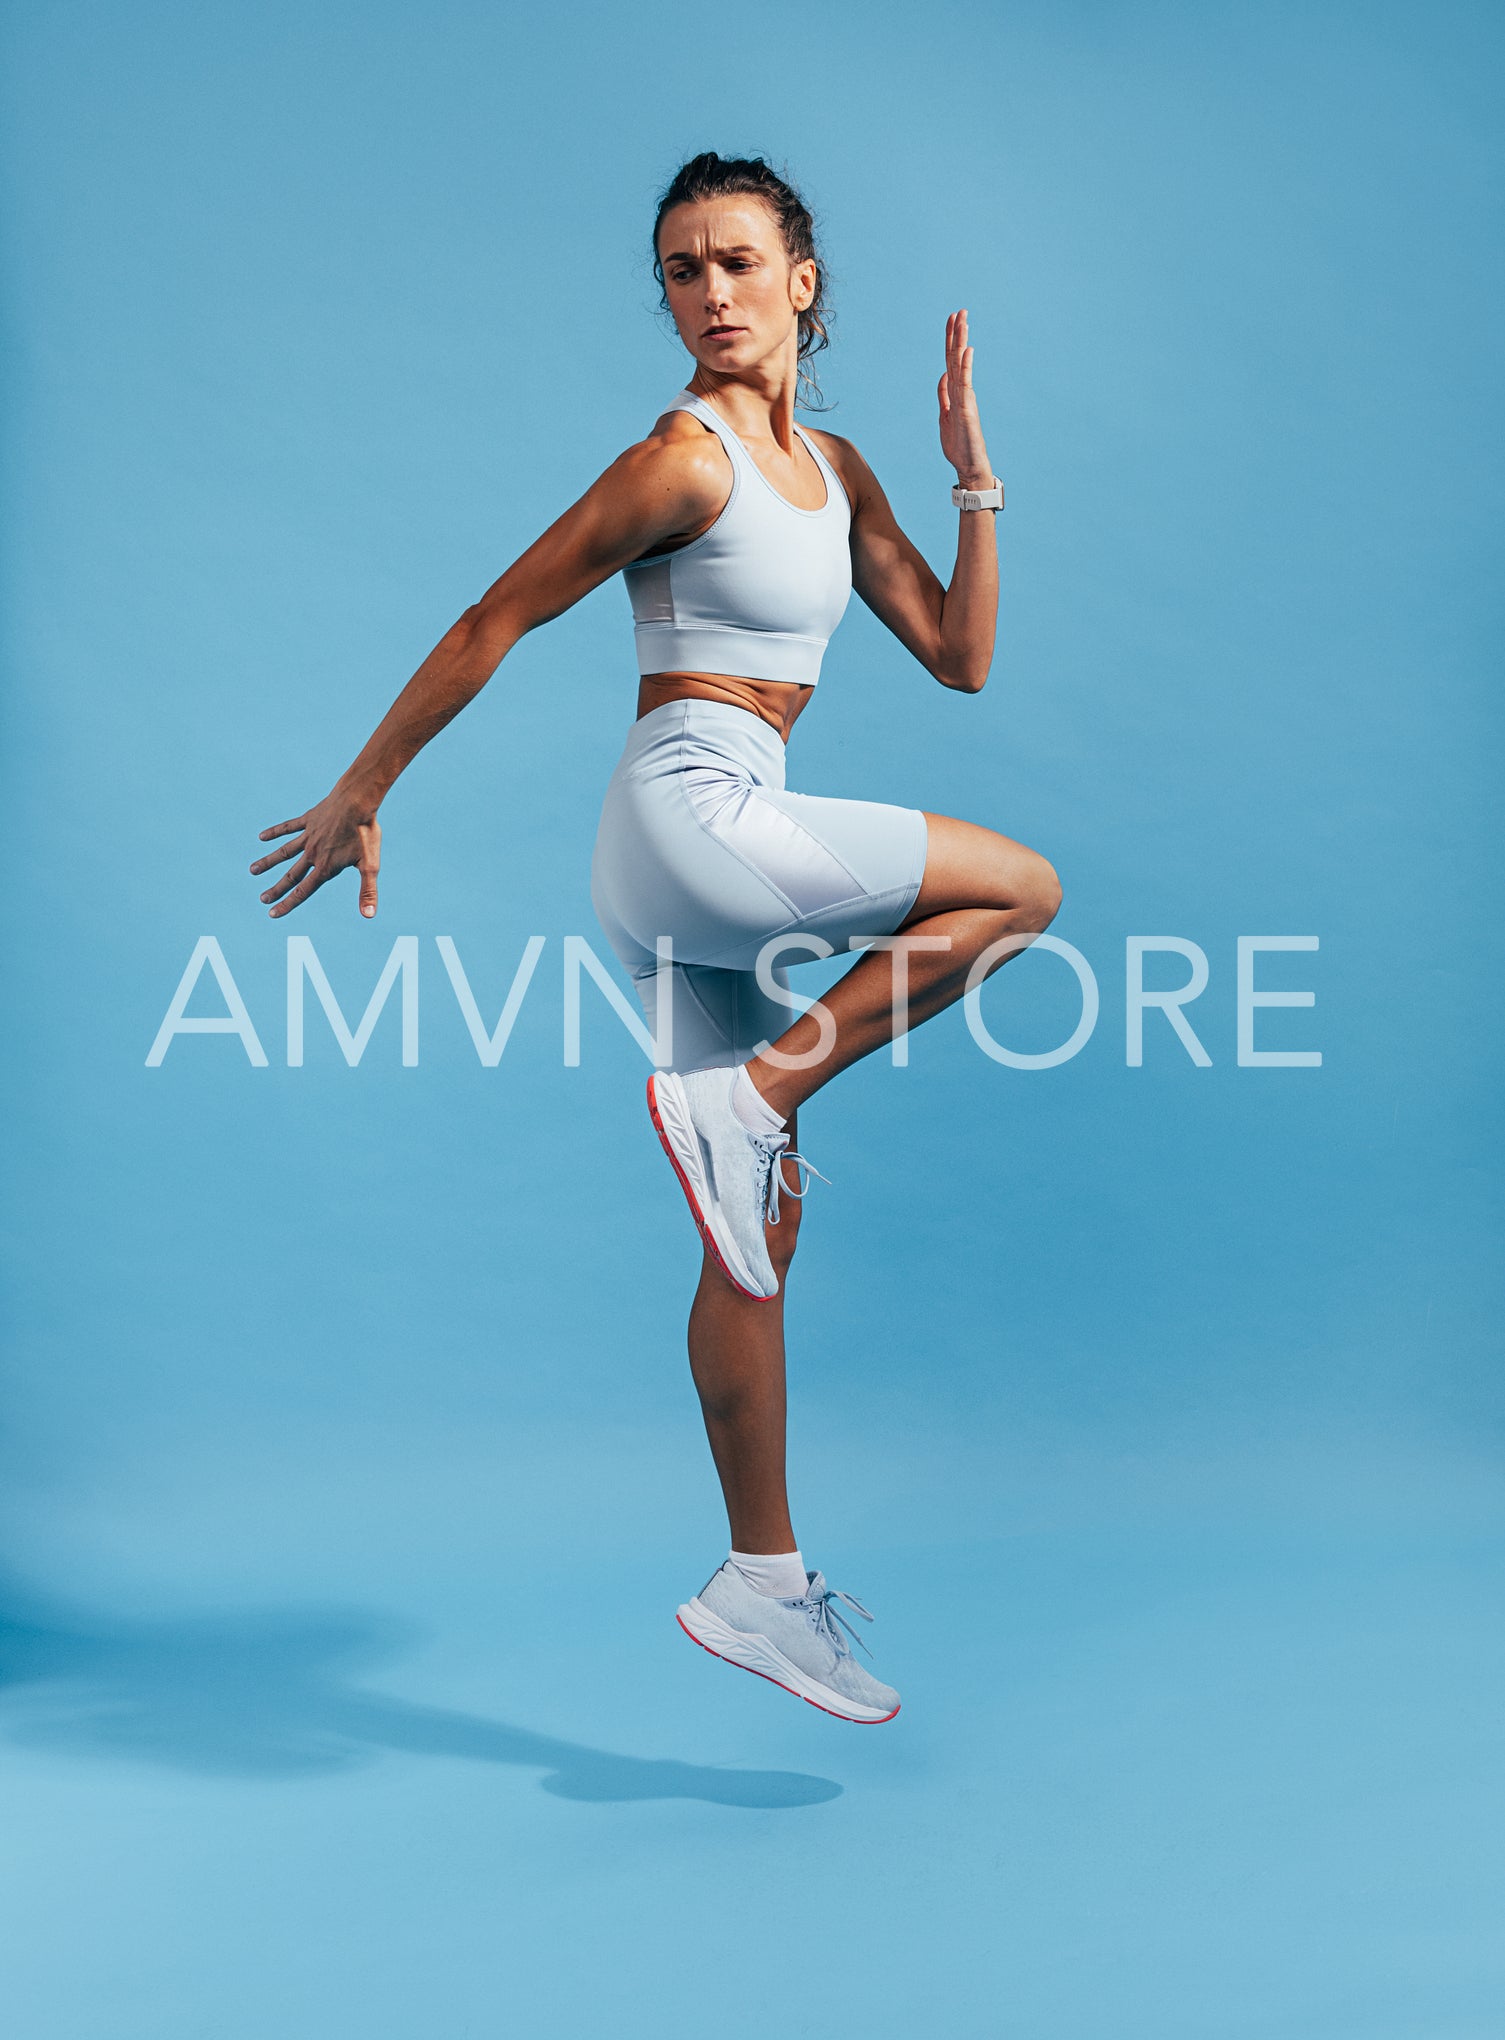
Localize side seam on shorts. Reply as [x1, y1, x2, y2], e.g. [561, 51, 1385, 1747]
[669, 729, 806, 922]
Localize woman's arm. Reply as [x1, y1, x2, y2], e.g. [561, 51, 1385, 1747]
[250, 425, 728, 918]
[820, 308, 1000, 693]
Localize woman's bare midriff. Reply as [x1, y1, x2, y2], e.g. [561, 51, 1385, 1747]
[636, 671, 813, 743]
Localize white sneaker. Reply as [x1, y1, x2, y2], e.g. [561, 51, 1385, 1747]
[646, 1068, 826, 1301]
[678, 1562, 901, 1724]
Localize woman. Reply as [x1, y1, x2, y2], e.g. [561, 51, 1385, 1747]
[250, 153, 1061, 1725]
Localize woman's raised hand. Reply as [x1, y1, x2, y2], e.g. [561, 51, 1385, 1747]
[938, 309, 997, 494]
[250, 790, 382, 919]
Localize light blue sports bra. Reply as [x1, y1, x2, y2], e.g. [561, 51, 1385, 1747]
[622, 390, 853, 687]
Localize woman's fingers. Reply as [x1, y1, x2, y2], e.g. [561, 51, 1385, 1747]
[357, 822, 381, 918]
[260, 855, 314, 906]
[948, 308, 967, 371]
[248, 834, 304, 877]
[941, 313, 976, 392]
[250, 801, 380, 918]
[268, 864, 324, 918]
[252, 816, 308, 878]
[943, 311, 973, 417]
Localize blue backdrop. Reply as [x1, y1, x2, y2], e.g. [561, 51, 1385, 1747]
[2, 2, 1501, 2034]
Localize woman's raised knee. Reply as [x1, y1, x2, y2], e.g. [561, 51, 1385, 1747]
[991, 839, 1060, 930]
[986, 833, 1061, 926]
[913, 814, 1059, 922]
[1029, 856, 1063, 931]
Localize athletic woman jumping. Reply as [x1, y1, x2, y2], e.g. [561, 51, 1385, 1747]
[250, 152, 1061, 1723]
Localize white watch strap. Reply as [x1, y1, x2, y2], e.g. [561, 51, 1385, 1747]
[951, 477, 1004, 511]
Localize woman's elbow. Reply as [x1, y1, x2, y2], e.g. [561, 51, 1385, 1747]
[459, 593, 528, 664]
[935, 660, 991, 694]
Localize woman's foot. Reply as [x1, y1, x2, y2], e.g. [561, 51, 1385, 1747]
[647, 1068, 821, 1300]
[677, 1561, 901, 1723]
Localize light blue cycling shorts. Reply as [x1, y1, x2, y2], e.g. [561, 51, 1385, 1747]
[590, 698, 929, 1073]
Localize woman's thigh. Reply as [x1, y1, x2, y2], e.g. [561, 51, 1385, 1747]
[900, 811, 1060, 923]
[595, 769, 929, 973]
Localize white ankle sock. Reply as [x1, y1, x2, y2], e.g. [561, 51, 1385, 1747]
[730, 1065, 786, 1136]
[728, 1548, 808, 1599]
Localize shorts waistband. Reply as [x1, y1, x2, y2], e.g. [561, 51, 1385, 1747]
[614, 697, 788, 786]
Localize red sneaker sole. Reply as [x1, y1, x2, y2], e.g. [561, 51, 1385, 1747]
[646, 1073, 774, 1303]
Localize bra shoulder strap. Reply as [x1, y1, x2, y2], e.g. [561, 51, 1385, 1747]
[793, 422, 852, 521]
[663, 390, 745, 467]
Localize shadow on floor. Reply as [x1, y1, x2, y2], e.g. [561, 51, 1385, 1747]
[0, 1572, 841, 1809]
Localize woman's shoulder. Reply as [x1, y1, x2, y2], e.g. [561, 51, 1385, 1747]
[642, 403, 724, 450]
[600, 406, 732, 528]
[629, 406, 730, 479]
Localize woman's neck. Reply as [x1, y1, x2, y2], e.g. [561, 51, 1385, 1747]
[687, 350, 802, 454]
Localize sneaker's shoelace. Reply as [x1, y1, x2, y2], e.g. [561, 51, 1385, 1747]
[804, 1585, 876, 1660]
[749, 1132, 832, 1226]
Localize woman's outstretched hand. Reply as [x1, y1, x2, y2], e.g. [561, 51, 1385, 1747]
[250, 791, 382, 919]
[938, 309, 998, 495]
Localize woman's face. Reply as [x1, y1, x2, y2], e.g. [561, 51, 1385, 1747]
[657, 196, 815, 381]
